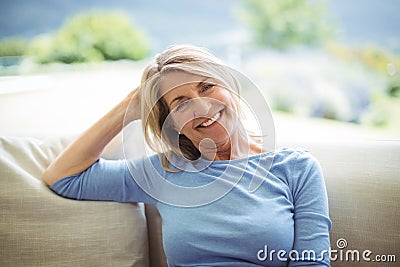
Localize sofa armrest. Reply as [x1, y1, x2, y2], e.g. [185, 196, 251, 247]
[0, 136, 150, 267]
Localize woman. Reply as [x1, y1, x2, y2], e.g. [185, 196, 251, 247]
[43, 45, 331, 266]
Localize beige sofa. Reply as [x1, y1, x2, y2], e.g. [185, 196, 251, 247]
[1, 130, 399, 267]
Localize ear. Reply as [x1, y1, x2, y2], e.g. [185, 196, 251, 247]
[167, 120, 180, 135]
[174, 125, 181, 135]
[166, 115, 181, 134]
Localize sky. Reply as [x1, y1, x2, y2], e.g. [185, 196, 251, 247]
[0, 0, 399, 53]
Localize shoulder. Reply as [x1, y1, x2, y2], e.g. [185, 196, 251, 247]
[130, 153, 163, 168]
[269, 148, 322, 189]
[272, 147, 318, 169]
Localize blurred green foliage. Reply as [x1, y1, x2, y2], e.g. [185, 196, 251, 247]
[0, 38, 27, 57]
[327, 43, 400, 98]
[28, 11, 150, 64]
[236, 0, 335, 50]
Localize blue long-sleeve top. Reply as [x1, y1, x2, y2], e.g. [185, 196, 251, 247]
[50, 148, 332, 266]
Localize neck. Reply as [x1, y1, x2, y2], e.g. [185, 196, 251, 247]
[198, 128, 264, 161]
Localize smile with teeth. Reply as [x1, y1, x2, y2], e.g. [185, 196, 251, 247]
[200, 111, 221, 127]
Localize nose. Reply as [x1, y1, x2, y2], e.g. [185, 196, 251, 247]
[193, 97, 212, 117]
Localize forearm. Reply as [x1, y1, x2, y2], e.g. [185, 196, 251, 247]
[42, 92, 137, 186]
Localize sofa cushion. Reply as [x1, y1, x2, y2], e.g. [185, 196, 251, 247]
[286, 140, 400, 266]
[0, 135, 149, 267]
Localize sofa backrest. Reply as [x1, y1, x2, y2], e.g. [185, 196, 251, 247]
[291, 140, 399, 266]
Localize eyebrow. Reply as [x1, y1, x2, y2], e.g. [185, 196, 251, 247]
[168, 77, 211, 107]
[169, 95, 186, 107]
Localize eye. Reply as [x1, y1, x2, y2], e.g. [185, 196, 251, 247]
[176, 100, 189, 111]
[200, 83, 215, 93]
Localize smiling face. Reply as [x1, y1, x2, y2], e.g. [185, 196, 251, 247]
[160, 71, 239, 153]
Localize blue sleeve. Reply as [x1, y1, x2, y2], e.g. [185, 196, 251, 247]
[49, 158, 157, 205]
[289, 151, 332, 266]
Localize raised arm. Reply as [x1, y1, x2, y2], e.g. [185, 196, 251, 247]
[42, 87, 140, 186]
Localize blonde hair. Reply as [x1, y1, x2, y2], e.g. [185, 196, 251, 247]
[138, 44, 243, 170]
